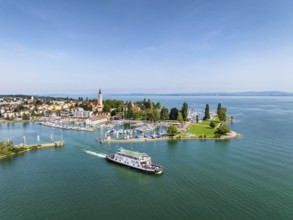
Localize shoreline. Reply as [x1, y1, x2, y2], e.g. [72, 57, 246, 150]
[0, 141, 64, 160]
[1, 120, 240, 145]
[101, 131, 240, 143]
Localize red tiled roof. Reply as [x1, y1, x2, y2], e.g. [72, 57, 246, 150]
[89, 115, 108, 121]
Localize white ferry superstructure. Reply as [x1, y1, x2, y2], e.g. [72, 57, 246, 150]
[106, 148, 163, 174]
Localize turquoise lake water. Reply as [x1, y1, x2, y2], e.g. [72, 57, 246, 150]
[0, 96, 292, 220]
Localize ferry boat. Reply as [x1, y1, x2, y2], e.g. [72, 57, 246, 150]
[106, 148, 163, 174]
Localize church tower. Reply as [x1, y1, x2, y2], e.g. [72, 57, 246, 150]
[98, 89, 103, 108]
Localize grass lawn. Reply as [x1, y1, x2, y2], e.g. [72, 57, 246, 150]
[178, 119, 220, 138]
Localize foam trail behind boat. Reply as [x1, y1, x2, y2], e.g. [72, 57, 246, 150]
[84, 150, 106, 158]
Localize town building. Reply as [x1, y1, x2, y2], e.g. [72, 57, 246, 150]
[85, 113, 109, 126]
[72, 110, 93, 118]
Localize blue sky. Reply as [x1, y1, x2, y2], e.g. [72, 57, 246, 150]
[0, 0, 293, 94]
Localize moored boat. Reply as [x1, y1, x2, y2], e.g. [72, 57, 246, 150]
[106, 148, 163, 174]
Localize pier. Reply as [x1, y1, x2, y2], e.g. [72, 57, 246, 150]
[25, 141, 65, 148]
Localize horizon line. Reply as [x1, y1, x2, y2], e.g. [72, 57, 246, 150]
[1, 91, 293, 98]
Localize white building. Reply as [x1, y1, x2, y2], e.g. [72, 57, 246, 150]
[3, 112, 16, 118]
[72, 110, 93, 118]
[85, 114, 108, 126]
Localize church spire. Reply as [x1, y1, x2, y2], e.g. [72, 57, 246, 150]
[98, 89, 103, 110]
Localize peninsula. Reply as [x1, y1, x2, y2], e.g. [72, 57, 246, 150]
[0, 91, 240, 147]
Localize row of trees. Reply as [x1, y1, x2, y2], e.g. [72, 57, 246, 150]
[123, 101, 189, 122]
[76, 102, 93, 111]
[217, 103, 227, 122]
[99, 98, 189, 122]
[201, 103, 230, 136]
[103, 99, 124, 113]
[203, 103, 227, 122]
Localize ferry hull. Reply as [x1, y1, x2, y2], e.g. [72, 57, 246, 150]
[106, 155, 163, 174]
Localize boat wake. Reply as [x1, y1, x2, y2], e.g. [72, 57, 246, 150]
[84, 150, 106, 158]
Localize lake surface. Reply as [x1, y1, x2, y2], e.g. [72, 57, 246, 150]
[1, 96, 292, 220]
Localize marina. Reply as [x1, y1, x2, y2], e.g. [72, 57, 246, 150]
[41, 121, 94, 132]
[100, 122, 168, 142]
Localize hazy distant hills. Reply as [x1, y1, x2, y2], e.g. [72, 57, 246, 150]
[1, 91, 293, 98]
[116, 91, 293, 97]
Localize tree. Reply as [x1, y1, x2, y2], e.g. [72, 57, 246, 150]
[22, 113, 30, 120]
[203, 104, 210, 120]
[181, 102, 188, 121]
[167, 125, 178, 136]
[218, 108, 227, 122]
[144, 109, 160, 122]
[152, 110, 160, 122]
[196, 115, 199, 123]
[14, 105, 26, 112]
[147, 110, 160, 122]
[177, 112, 183, 123]
[31, 110, 37, 117]
[35, 100, 43, 105]
[217, 103, 222, 113]
[111, 110, 116, 117]
[160, 107, 169, 120]
[133, 111, 142, 120]
[215, 124, 230, 136]
[117, 105, 123, 112]
[155, 102, 162, 110]
[126, 102, 134, 119]
[169, 108, 178, 120]
[210, 121, 216, 128]
[103, 103, 111, 113]
[144, 102, 152, 109]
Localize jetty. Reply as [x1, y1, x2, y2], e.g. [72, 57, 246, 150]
[30, 141, 64, 148]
